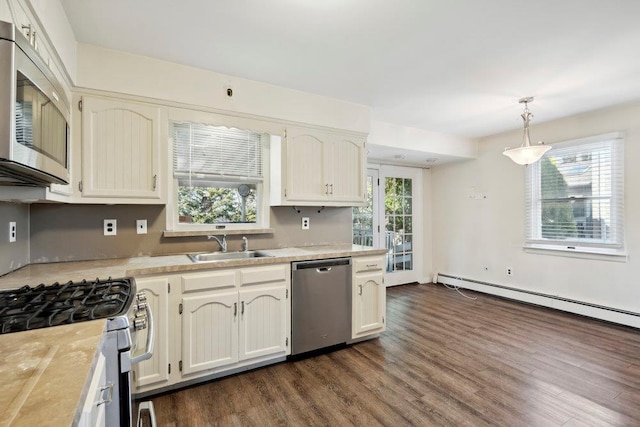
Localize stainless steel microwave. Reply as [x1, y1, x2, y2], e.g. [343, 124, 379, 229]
[0, 20, 70, 186]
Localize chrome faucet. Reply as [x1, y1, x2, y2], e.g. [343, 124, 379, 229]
[242, 236, 249, 252]
[207, 235, 227, 252]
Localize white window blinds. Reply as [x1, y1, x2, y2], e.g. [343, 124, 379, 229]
[525, 133, 624, 251]
[172, 122, 264, 183]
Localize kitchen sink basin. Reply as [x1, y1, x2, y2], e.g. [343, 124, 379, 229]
[188, 251, 273, 263]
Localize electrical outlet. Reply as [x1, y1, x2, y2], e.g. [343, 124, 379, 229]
[104, 219, 117, 236]
[136, 219, 148, 234]
[9, 221, 16, 243]
[507, 267, 513, 276]
[301, 217, 310, 230]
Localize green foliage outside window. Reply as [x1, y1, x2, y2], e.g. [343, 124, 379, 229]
[540, 158, 577, 239]
[178, 186, 257, 224]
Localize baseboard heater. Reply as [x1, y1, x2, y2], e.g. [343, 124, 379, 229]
[436, 273, 640, 329]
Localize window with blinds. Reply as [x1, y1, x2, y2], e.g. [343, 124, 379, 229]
[525, 132, 624, 253]
[171, 122, 267, 226]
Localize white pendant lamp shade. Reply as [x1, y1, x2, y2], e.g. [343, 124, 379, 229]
[503, 97, 551, 165]
[503, 144, 551, 165]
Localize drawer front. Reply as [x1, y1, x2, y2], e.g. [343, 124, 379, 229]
[182, 270, 237, 293]
[240, 264, 289, 286]
[353, 256, 385, 273]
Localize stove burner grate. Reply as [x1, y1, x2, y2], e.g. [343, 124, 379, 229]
[0, 277, 134, 334]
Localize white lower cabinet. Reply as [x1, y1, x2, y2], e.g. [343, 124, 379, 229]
[181, 289, 239, 375]
[133, 263, 290, 395]
[238, 285, 288, 360]
[181, 264, 290, 379]
[352, 256, 386, 339]
[132, 276, 171, 394]
[78, 352, 107, 427]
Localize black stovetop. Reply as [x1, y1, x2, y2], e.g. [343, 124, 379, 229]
[0, 277, 134, 334]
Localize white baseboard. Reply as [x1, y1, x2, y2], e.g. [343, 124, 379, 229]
[437, 274, 640, 329]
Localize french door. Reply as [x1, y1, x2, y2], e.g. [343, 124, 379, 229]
[353, 166, 422, 286]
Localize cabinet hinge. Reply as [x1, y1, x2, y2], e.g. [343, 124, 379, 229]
[284, 188, 287, 198]
[168, 363, 171, 374]
[78, 180, 83, 192]
[179, 303, 183, 314]
[286, 337, 288, 347]
[286, 289, 288, 299]
[179, 361, 183, 372]
[382, 316, 385, 324]
[284, 129, 287, 139]
[78, 99, 83, 111]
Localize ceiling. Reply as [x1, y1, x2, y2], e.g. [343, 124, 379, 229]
[59, 0, 640, 140]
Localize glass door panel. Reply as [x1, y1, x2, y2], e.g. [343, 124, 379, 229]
[380, 166, 422, 286]
[384, 177, 413, 273]
[352, 169, 378, 247]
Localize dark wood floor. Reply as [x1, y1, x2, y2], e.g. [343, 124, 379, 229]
[145, 283, 640, 426]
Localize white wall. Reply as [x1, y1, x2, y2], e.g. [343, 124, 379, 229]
[75, 43, 370, 134]
[431, 101, 640, 316]
[369, 120, 477, 160]
[28, 0, 77, 81]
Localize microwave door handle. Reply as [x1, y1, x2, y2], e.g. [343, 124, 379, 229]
[131, 303, 154, 364]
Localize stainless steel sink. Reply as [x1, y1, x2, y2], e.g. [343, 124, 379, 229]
[188, 251, 273, 263]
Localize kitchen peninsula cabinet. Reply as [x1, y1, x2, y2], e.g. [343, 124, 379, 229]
[352, 255, 386, 338]
[271, 126, 366, 206]
[76, 95, 164, 202]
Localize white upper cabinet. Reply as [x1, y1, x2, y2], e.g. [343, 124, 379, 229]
[78, 95, 164, 202]
[271, 126, 366, 206]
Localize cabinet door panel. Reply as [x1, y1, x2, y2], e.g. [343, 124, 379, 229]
[353, 271, 386, 338]
[82, 96, 160, 198]
[325, 137, 365, 203]
[182, 291, 238, 375]
[133, 277, 170, 390]
[285, 130, 325, 201]
[239, 286, 288, 360]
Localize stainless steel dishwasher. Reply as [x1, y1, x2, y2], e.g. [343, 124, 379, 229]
[291, 258, 351, 355]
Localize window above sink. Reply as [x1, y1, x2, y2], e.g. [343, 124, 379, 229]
[165, 109, 282, 235]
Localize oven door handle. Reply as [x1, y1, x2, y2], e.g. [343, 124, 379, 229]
[137, 401, 157, 427]
[131, 303, 154, 365]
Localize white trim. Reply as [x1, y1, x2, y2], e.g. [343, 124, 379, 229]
[523, 243, 627, 262]
[438, 275, 640, 328]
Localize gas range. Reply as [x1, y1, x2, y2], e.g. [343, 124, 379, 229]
[0, 277, 134, 334]
[0, 276, 156, 425]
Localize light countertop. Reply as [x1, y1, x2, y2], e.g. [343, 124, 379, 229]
[0, 320, 106, 426]
[0, 244, 387, 425]
[0, 244, 388, 290]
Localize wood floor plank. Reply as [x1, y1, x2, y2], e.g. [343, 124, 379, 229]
[144, 283, 640, 426]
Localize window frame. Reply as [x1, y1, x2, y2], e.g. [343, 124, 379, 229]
[524, 132, 626, 260]
[165, 109, 279, 234]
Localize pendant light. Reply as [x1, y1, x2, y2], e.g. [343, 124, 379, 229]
[503, 97, 551, 165]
